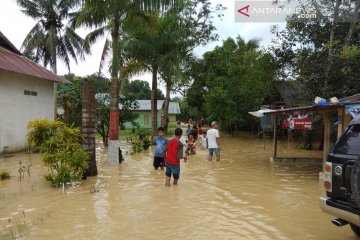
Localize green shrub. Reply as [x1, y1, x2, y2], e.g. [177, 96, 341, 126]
[131, 128, 151, 154]
[0, 169, 10, 180]
[27, 119, 88, 187]
[26, 119, 64, 152]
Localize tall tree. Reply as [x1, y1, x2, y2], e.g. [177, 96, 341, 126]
[18, 0, 87, 118]
[271, 0, 360, 99]
[123, 1, 224, 135]
[186, 37, 279, 134]
[18, 0, 86, 73]
[73, 0, 179, 145]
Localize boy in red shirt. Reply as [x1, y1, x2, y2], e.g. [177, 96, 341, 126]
[163, 128, 187, 186]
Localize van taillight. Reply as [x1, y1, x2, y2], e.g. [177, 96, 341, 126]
[324, 162, 332, 192]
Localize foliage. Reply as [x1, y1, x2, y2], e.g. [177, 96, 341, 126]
[26, 119, 64, 152]
[270, 0, 360, 99]
[0, 169, 10, 180]
[27, 119, 88, 187]
[130, 129, 151, 154]
[121, 1, 224, 135]
[96, 92, 140, 146]
[17, 0, 87, 72]
[185, 36, 279, 133]
[57, 74, 140, 146]
[124, 80, 165, 100]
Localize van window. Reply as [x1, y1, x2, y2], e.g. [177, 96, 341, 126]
[333, 125, 360, 156]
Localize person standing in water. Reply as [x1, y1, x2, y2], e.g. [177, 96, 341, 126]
[163, 128, 187, 186]
[153, 127, 168, 170]
[206, 121, 220, 161]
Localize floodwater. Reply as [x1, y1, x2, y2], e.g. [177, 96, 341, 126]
[0, 133, 358, 240]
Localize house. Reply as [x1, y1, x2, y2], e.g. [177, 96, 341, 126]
[123, 100, 181, 129]
[0, 31, 69, 153]
[274, 81, 306, 107]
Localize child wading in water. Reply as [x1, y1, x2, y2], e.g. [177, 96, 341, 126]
[185, 134, 196, 155]
[163, 128, 187, 186]
[153, 127, 168, 170]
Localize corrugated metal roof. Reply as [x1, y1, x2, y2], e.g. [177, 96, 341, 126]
[263, 104, 344, 115]
[0, 31, 21, 54]
[168, 102, 181, 114]
[0, 47, 70, 84]
[128, 100, 181, 114]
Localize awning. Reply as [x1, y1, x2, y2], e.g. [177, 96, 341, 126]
[249, 108, 275, 118]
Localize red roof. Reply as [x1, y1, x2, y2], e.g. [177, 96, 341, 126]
[0, 47, 70, 84]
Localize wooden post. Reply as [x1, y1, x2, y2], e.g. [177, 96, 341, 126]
[272, 114, 278, 161]
[337, 107, 345, 139]
[82, 79, 98, 176]
[323, 112, 330, 164]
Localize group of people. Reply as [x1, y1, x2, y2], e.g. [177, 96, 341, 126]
[152, 121, 221, 187]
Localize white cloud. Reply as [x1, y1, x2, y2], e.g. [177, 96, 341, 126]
[0, 0, 284, 96]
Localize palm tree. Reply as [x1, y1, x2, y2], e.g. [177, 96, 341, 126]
[17, 0, 87, 120]
[73, 0, 180, 142]
[17, 0, 86, 74]
[122, 8, 185, 136]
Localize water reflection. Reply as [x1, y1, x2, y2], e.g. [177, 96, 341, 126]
[0, 134, 358, 239]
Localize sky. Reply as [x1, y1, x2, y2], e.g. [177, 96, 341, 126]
[0, 0, 285, 93]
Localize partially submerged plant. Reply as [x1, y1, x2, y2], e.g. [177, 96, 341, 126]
[27, 119, 88, 188]
[0, 168, 10, 180]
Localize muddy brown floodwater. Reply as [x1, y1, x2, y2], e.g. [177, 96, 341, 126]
[0, 133, 358, 240]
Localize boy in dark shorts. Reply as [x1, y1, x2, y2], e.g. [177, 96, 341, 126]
[153, 127, 168, 170]
[163, 128, 187, 186]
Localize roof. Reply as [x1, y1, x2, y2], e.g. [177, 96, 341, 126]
[0, 32, 69, 84]
[127, 100, 181, 114]
[276, 81, 305, 107]
[0, 31, 20, 54]
[263, 104, 344, 115]
[340, 93, 360, 104]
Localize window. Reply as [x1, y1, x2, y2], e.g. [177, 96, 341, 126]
[144, 115, 149, 125]
[333, 125, 360, 156]
[24, 90, 37, 96]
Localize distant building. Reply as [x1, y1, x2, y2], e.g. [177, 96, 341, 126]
[276, 81, 305, 107]
[0, 31, 69, 153]
[122, 100, 181, 129]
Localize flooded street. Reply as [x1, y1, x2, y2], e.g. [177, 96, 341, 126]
[0, 133, 358, 240]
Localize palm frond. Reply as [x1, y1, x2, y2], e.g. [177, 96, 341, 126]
[17, 0, 42, 19]
[98, 37, 111, 75]
[84, 26, 108, 51]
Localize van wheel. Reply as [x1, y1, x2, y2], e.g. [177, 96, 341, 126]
[350, 224, 360, 237]
[351, 160, 360, 208]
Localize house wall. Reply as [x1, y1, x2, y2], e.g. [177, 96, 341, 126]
[124, 111, 178, 129]
[0, 69, 55, 153]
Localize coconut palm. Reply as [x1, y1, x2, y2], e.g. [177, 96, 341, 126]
[121, 8, 185, 136]
[73, 0, 179, 141]
[17, 0, 87, 73]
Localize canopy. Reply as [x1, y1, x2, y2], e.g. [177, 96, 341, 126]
[248, 108, 274, 118]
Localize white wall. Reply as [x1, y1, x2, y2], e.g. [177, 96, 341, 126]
[0, 69, 55, 153]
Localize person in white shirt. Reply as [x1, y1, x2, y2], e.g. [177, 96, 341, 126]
[199, 132, 207, 150]
[206, 121, 220, 161]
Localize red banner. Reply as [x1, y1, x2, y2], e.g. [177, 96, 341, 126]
[282, 116, 312, 130]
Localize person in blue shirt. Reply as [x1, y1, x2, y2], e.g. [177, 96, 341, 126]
[153, 127, 168, 170]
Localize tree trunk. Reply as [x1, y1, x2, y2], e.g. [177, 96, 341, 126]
[151, 63, 158, 137]
[82, 79, 98, 176]
[346, 0, 360, 46]
[109, 27, 120, 140]
[324, 0, 342, 97]
[51, 25, 58, 120]
[162, 82, 171, 131]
